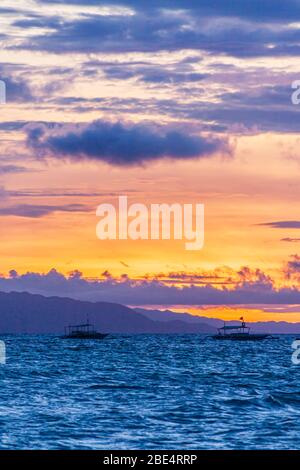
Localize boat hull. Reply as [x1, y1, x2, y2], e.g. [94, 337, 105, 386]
[212, 334, 270, 341]
[61, 332, 108, 340]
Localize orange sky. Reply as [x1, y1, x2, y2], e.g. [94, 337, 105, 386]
[2, 133, 299, 280]
[0, 1, 300, 321]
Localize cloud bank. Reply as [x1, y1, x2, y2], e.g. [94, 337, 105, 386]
[1, 264, 300, 305]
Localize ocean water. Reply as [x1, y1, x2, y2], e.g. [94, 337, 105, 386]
[0, 334, 299, 450]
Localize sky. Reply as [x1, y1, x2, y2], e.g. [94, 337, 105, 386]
[1, 1, 300, 320]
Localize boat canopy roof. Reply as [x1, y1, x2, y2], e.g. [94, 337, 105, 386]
[68, 323, 93, 329]
[219, 325, 248, 330]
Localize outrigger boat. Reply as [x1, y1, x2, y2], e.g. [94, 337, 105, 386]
[61, 317, 108, 340]
[212, 318, 272, 341]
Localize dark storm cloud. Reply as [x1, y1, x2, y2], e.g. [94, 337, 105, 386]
[25, 120, 231, 166]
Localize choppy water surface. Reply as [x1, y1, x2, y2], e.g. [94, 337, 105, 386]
[0, 334, 299, 449]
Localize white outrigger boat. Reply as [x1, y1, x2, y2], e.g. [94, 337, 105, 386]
[212, 319, 272, 341]
[61, 315, 108, 340]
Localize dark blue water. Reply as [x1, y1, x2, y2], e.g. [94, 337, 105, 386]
[0, 334, 299, 449]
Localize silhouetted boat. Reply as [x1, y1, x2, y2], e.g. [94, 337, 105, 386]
[211, 319, 272, 341]
[61, 319, 108, 340]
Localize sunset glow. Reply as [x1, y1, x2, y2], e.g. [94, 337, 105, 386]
[0, 0, 300, 322]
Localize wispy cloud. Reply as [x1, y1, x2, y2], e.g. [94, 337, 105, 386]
[13, 2, 300, 57]
[259, 221, 300, 229]
[0, 164, 30, 174]
[0, 203, 89, 218]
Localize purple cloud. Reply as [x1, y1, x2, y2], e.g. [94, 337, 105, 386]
[0, 203, 89, 218]
[285, 255, 300, 280]
[1, 266, 300, 305]
[259, 221, 300, 229]
[26, 120, 230, 166]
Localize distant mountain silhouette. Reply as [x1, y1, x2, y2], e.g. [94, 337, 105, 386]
[0, 291, 215, 334]
[1, 292, 298, 334]
[137, 308, 300, 334]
